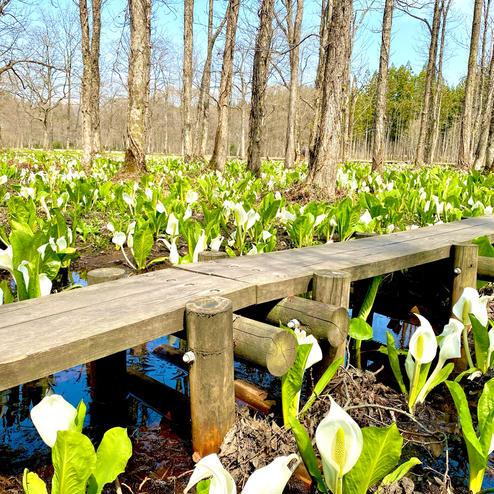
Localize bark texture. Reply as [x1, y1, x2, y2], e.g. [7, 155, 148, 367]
[124, 0, 151, 172]
[415, 0, 442, 166]
[371, 0, 394, 173]
[308, 0, 352, 196]
[209, 0, 240, 172]
[458, 0, 483, 169]
[247, 0, 276, 176]
[195, 0, 227, 159]
[282, 0, 303, 169]
[182, 0, 194, 161]
[79, 0, 102, 170]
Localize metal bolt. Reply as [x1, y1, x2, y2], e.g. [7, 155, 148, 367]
[183, 351, 196, 364]
[454, 267, 462, 275]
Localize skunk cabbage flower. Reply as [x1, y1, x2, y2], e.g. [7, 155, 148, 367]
[0, 245, 13, 273]
[39, 274, 52, 297]
[409, 314, 437, 364]
[453, 287, 490, 326]
[438, 319, 463, 363]
[359, 210, 372, 225]
[315, 397, 363, 493]
[210, 235, 224, 252]
[161, 238, 179, 264]
[112, 231, 126, 248]
[488, 327, 494, 368]
[184, 454, 236, 494]
[193, 230, 207, 263]
[156, 200, 166, 214]
[166, 213, 179, 237]
[30, 394, 77, 448]
[186, 190, 199, 204]
[241, 454, 300, 494]
[294, 328, 322, 370]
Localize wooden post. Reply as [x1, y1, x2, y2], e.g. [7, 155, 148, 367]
[451, 243, 479, 370]
[86, 267, 126, 285]
[87, 268, 128, 430]
[312, 270, 351, 363]
[186, 296, 235, 457]
[451, 243, 479, 309]
[198, 251, 229, 262]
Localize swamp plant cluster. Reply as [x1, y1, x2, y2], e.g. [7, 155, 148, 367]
[0, 150, 493, 493]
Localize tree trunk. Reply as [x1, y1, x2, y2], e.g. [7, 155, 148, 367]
[209, 0, 240, 172]
[473, 47, 494, 171]
[240, 100, 247, 159]
[427, 0, 450, 164]
[79, 0, 102, 170]
[283, 0, 303, 169]
[415, 0, 442, 166]
[309, 0, 333, 153]
[458, 0, 483, 169]
[247, 0, 276, 176]
[195, 0, 227, 159]
[123, 0, 151, 172]
[308, 0, 352, 196]
[182, 0, 194, 161]
[371, 0, 394, 173]
[485, 113, 494, 171]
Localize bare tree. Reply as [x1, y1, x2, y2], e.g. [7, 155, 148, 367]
[182, 0, 193, 161]
[458, 0, 483, 169]
[195, 0, 227, 159]
[123, 0, 152, 172]
[79, 0, 102, 169]
[415, 0, 442, 166]
[247, 0, 276, 175]
[209, 0, 240, 172]
[280, 0, 303, 168]
[308, 0, 352, 195]
[371, 0, 394, 173]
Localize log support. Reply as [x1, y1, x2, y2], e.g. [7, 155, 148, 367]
[186, 296, 235, 457]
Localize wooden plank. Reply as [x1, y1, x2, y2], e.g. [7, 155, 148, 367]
[0, 272, 255, 391]
[478, 256, 494, 281]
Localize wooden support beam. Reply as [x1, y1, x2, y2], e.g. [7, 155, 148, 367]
[126, 367, 190, 428]
[186, 297, 235, 457]
[233, 315, 297, 376]
[234, 379, 276, 414]
[86, 267, 127, 285]
[478, 256, 494, 281]
[265, 296, 349, 348]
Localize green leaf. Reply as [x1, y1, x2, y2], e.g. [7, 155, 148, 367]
[300, 357, 343, 416]
[23, 469, 48, 494]
[87, 427, 132, 494]
[343, 423, 403, 494]
[132, 222, 154, 270]
[386, 332, 407, 396]
[146, 256, 168, 267]
[281, 343, 312, 425]
[288, 415, 328, 494]
[454, 368, 478, 382]
[470, 314, 490, 373]
[357, 275, 382, 321]
[379, 458, 421, 489]
[423, 363, 454, 400]
[0, 280, 14, 304]
[472, 236, 494, 258]
[350, 318, 373, 341]
[477, 378, 494, 456]
[445, 381, 486, 484]
[51, 430, 96, 494]
[72, 400, 86, 433]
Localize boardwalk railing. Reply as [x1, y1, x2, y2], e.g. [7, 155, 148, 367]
[0, 215, 493, 456]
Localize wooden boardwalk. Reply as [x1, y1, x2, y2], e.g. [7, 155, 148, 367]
[0, 215, 492, 392]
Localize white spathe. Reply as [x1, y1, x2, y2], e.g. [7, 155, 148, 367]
[241, 454, 300, 494]
[315, 397, 363, 492]
[112, 231, 126, 248]
[294, 328, 323, 370]
[30, 394, 77, 448]
[409, 314, 437, 364]
[166, 213, 179, 237]
[184, 454, 236, 494]
[452, 287, 491, 326]
[0, 245, 13, 273]
[39, 273, 52, 297]
[438, 319, 464, 362]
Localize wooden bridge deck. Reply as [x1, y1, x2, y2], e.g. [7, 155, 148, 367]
[0, 215, 492, 392]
